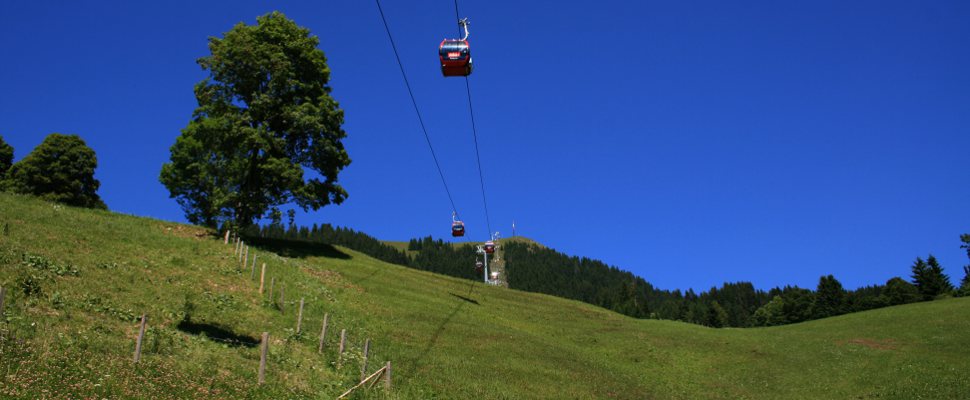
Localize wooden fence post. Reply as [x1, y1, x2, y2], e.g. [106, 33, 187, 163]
[133, 314, 147, 363]
[384, 361, 392, 389]
[242, 245, 248, 266]
[360, 339, 371, 381]
[250, 254, 257, 280]
[258, 332, 269, 385]
[318, 313, 329, 353]
[224, 230, 230, 245]
[338, 328, 347, 368]
[279, 284, 285, 314]
[0, 286, 6, 317]
[269, 277, 275, 301]
[259, 263, 267, 294]
[296, 298, 305, 334]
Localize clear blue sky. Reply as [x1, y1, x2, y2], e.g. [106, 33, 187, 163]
[2, 1, 968, 292]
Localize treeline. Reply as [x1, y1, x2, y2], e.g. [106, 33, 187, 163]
[505, 237, 970, 327]
[406, 237, 480, 280]
[254, 223, 970, 328]
[246, 224, 482, 280]
[245, 222, 409, 266]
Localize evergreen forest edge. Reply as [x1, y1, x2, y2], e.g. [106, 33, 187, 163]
[247, 221, 970, 328]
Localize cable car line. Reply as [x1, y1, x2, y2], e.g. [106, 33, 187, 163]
[463, 78, 493, 237]
[453, 0, 494, 238]
[375, 0, 497, 269]
[452, 0, 500, 285]
[375, 0, 461, 218]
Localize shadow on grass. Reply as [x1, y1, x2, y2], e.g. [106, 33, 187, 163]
[449, 292, 480, 305]
[409, 281, 479, 369]
[351, 264, 387, 288]
[243, 236, 351, 260]
[176, 320, 259, 348]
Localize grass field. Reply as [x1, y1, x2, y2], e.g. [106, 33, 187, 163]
[1, 192, 968, 399]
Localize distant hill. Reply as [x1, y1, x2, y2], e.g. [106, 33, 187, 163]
[276, 225, 945, 330]
[1, 192, 968, 398]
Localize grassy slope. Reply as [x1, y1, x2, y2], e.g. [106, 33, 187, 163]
[1, 192, 968, 399]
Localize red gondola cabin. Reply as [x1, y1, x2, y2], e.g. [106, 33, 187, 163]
[483, 240, 495, 254]
[452, 221, 465, 237]
[439, 40, 472, 77]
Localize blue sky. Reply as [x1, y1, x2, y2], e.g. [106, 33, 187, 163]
[2, 1, 968, 292]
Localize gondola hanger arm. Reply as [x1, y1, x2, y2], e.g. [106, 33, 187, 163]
[459, 18, 470, 41]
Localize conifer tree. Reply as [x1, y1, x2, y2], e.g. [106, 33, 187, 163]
[956, 235, 970, 297]
[707, 301, 729, 328]
[912, 255, 953, 300]
[780, 287, 815, 323]
[812, 275, 846, 319]
[958, 266, 970, 297]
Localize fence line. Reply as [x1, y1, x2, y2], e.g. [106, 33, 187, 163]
[207, 231, 397, 392]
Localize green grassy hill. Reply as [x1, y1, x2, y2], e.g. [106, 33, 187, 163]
[1, 192, 968, 399]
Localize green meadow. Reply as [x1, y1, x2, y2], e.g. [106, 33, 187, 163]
[0, 192, 967, 399]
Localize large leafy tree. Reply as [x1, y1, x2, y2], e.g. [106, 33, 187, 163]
[881, 277, 919, 305]
[6, 133, 106, 209]
[160, 11, 351, 228]
[0, 134, 13, 177]
[779, 287, 815, 324]
[752, 296, 786, 326]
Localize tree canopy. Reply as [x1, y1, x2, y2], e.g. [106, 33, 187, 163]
[5, 133, 106, 209]
[911, 255, 953, 300]
[958, 234, 970, 297]
[958, 266, 970, 297]
[160, 11, 351, 228]
[879, 277, 916, 305]
[812, 274, 846, 319]
[0, 134, 13, 177]
[752, 296, 786, 326]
